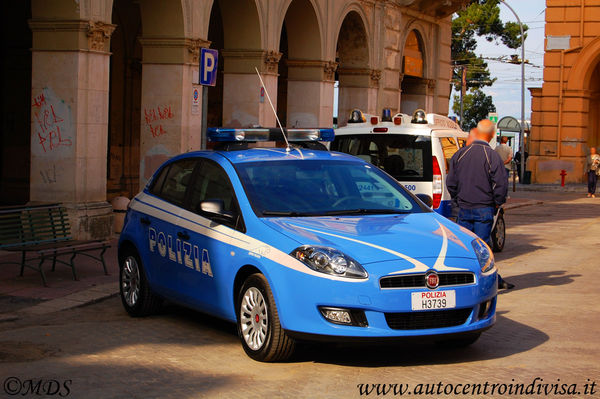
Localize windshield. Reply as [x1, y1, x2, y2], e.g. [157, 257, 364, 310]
[330, 134, 433, 182]
[235, 160, 427, 217]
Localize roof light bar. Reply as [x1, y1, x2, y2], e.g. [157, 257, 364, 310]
[207, 128, 335, 142]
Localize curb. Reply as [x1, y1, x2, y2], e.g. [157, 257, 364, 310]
[504, 199, 544, 210]
[15, 283, 119, 318]
[515, 184, 587, 193]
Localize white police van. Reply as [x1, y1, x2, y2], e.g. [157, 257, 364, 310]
[332, 109, 468, 219]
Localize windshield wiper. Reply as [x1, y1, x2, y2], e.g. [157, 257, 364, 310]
[317, 209, 412, 216]
[261, 210, 315, 217]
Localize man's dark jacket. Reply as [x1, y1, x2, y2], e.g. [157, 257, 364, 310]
[447, 140, 508, 209]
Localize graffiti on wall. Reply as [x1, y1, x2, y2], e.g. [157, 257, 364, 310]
[144, 105, 174, 138]
[40, 164, 60, 184]
[32, 88, 73, 153]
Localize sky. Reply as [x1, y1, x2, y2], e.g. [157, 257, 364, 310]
[449, 0, 547, 121]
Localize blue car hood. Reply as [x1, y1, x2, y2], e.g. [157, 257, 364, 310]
[260, 213, 479, 271]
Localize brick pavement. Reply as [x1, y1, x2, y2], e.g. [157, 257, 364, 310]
[0, 194, 598, 398]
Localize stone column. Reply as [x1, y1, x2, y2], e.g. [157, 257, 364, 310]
[138, 38, 207, 187]
[221, 50, 281, 128]
[337, 68, 380, 126]
[29, 20, 115, 239]
[425, 78, 437, 113]
[286, 60, 337, 127]
[381, 6, 402, 113]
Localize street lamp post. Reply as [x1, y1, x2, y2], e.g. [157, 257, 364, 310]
[500, 0, 526, 183]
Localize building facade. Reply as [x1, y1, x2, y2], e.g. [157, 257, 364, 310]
[1, 0, 467, 239]
[530, 0, 600, 183]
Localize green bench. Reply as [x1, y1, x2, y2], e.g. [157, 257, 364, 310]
[0, 203, 111, 286]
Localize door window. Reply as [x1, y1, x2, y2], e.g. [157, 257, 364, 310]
[188, 160, 241, 229]
[150, 159, 197, 207]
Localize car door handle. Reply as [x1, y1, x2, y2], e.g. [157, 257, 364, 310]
[177, 231, 190, 240]
[140, 217, 151, 225]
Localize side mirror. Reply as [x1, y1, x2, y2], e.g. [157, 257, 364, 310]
[416, 193, 433, 208]
[199, 200, 235, 222]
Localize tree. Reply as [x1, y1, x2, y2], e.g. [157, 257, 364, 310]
[452, 90, 496, 130]
[451, 0, 527, 124]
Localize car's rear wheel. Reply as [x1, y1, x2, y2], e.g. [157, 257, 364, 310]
[491, 212, 505, 252]
[119, 250, 162, 317]
[436, 332, 481, 348]
[237, 273, 295, 362]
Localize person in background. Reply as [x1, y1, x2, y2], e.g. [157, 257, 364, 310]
[447, 119, 514, 290]
[586, 147, 600, 198]
[495, 136, 513, 174]
[514, 149, 529, 181]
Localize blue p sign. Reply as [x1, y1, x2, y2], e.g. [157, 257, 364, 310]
[200, 48, 218, 86]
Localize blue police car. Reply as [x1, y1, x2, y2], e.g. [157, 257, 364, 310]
[118, 128, 497, 362]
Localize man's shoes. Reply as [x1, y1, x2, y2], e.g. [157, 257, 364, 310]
[498, 280, 515, 290]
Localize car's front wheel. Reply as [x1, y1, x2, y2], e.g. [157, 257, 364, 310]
[237, 273, 295, 362]
[119, 250, 163, 317]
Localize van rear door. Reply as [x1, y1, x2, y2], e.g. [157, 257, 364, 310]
[431, 130, 464, 217]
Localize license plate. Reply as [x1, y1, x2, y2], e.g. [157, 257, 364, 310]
[411, 290, 456, 310]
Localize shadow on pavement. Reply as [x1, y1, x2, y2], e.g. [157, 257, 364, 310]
[494, 233, 546, 262]
[294, 312, 549, 367]
[498, 270, 581, 295]
[140, 302, 549, 368]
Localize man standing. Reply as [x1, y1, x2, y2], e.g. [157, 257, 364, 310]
[447, 119, 513, 289]
[495, 136, 513, 173]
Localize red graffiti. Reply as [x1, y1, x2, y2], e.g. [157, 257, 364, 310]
[144, 105, 174, 138]
[32, 93, 72, 153]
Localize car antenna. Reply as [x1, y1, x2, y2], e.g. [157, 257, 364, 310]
[254, 67, 291, 152]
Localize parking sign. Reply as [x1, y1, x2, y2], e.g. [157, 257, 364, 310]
[200, 48, 218, 86]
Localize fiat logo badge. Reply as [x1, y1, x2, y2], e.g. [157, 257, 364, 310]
[425, 271, 439, 289]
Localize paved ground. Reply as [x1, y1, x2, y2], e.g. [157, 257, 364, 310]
[0, 192, 598, 398]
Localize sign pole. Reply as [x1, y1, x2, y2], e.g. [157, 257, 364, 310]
[201, 85, 208, 150]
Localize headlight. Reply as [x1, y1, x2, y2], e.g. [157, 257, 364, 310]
[290, 246, 368, 279]
[471, 238, 495, 273]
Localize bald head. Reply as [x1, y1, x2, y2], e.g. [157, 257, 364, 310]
[476, 119, 496, 142]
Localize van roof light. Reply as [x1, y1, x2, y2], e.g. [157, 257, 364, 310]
[382, 108, 392, 122]
[412, 109, 428, 124]
[348, 109, 366, 124]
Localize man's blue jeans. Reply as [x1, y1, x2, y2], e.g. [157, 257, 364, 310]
[457, 207, 495, 245]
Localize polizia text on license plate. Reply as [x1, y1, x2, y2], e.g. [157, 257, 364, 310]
[411, 291, 456, 310]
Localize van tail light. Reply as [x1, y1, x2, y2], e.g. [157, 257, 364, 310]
[432, 156, 442, 209]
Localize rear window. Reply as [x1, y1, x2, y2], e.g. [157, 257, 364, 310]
[331, 134, 433, 182]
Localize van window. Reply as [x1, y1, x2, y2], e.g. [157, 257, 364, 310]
[331, 134, 433, 182]
[439, 137, 459, 171]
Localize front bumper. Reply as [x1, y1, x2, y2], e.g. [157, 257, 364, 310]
[267, 259, 497, 339]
